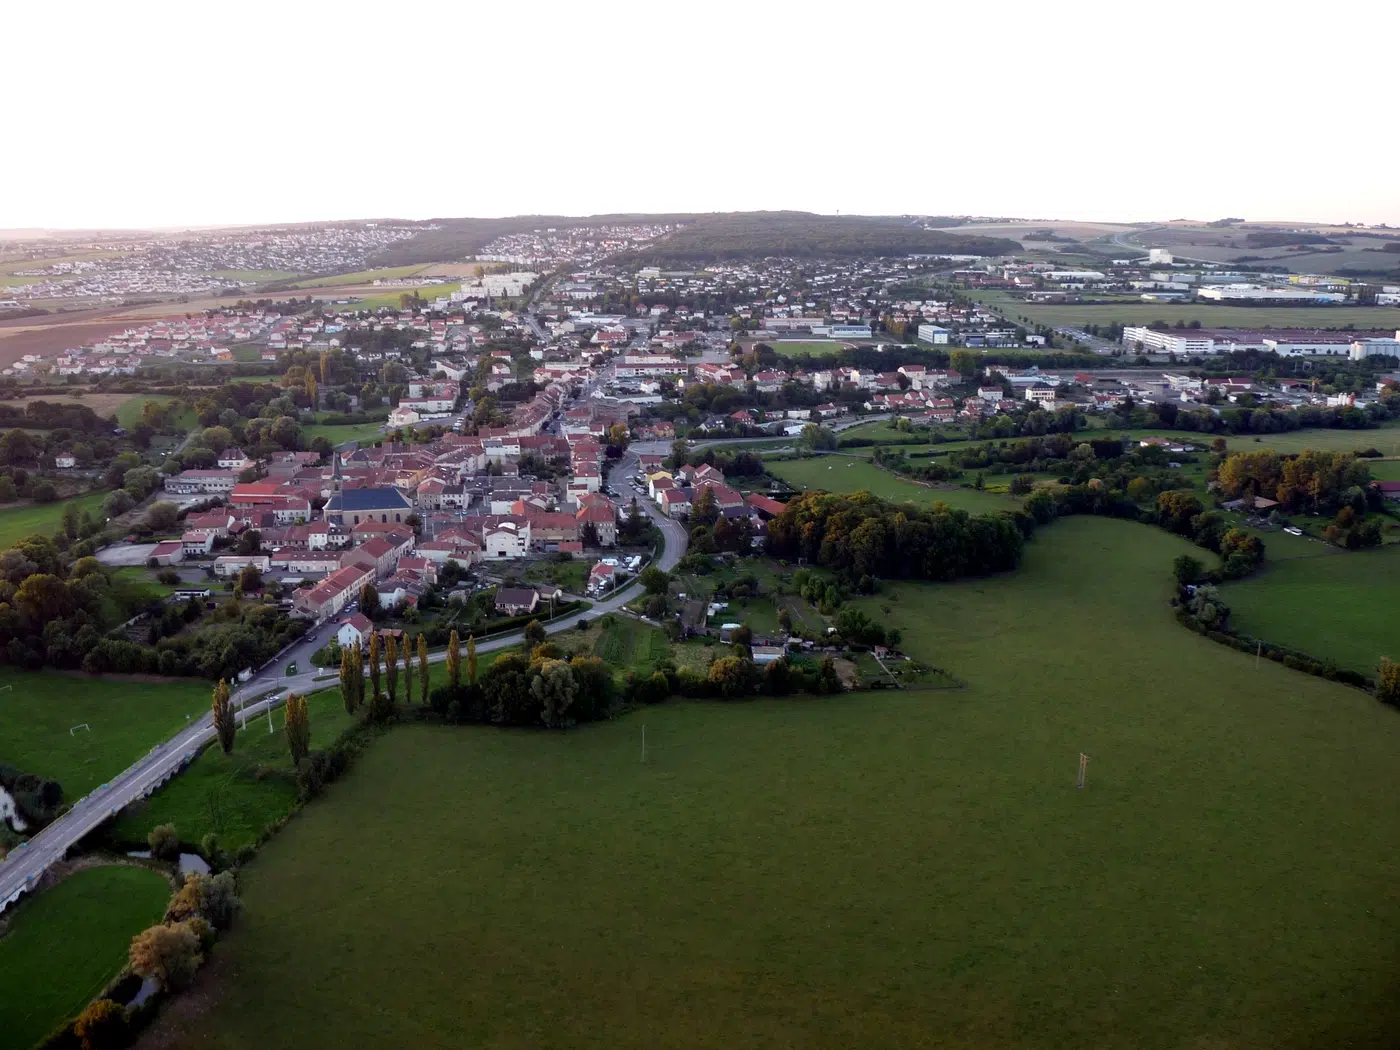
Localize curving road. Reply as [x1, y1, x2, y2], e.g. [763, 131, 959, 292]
[0, 448, 686, 914]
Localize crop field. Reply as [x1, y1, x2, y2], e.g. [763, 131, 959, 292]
[1237, 425, 1400, 457]
[108, 689, 356, 852]
[0, 864, 170, 1050]
[0, 490, 107, 550]
[1223, 543, 1400, 675]
[973, 291, 1400, 331]
[154, 515, 1400, 1050]
[590, 615, 672, 674]
[763, 455, 1018, 513]
[207, 269, 299, 283]
[0, 670, 209, 795]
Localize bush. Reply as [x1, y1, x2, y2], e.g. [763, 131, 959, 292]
[147, 823, 180, 862]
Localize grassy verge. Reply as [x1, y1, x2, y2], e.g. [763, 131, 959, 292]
[0, 865, 170, 1050]
[107, 689, 358, 853]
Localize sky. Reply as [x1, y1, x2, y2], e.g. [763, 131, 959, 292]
[5, 0, 1399, 231]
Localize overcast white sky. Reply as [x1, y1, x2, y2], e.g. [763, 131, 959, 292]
[5, 0, 1398, 231]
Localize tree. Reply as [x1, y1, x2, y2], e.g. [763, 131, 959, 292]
[368, 632, 382, 700]
[799, 424, 837, 451]
[639, 566, 670, 595]
[708, 655, 752, 699]
[446, 629, 461, 687]
[196, 871, 242, 929]
[531, 659, 577, 727]
[523, 619, 546, 648]
[148, 823, 180, 862]
[145, 501, 180, 532]
[691, 485, 719, 525]
[385, 633, 399, 703]
[401, 633, 414, 704]
[417, 633, 429, 703]
[237, 564, 263, 593]
[467, 633, 478, 684]
[236, 529, 262, 555]
[74, 999, 127, 1050]
[360, 581, 382, 620]
[1379, 658, 1400, 706]
[339, 646, 358, 714]
[1173, 554, 1204, 587]
[730, 624, 753, 656]
[212, 679, 235, 754]
[950, 350, 979, 377]
[129, 922, 202, 991]
[777, 606, 792, 632]
[284, 692, 310, 765]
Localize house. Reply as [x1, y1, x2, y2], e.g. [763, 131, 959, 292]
[1375, 481, 1400, 501]
[163, 469, 237, 495]
[186, 510, 235, 536]
[483, 520, 531, 559]
[336, 613, 375, 649]
[181, 531, 215, 556]
[148, 540, 185, 566]
[587, 561, 617, 596]
[577, 502, 617, 546]
[213, 554, 271, 578]
[217, 447, 251, 469]
[744, 492, 787, 519]
[659, 487, 692, 518]
[54, 453, 77, 469]
[340, 536, 404, 580]
[752, 645, 786, 665]
[494, 587, 540, 616]
[295, 564, 374, 620]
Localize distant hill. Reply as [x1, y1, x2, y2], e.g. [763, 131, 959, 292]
[365, 211, 1020, 267]
[626, 212, 1020, 262]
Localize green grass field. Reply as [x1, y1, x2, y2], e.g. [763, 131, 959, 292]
[108, 690, 357, 852]
[0, 864, 170, 1050]
[287, 265, 432, 289]
[114, 394, 198, 432]
[770, 340, 851, 357]
[764, 456, 1018, 513]
[1224, 543, 1400, 674]
[971, 290, 1400, 331]
[170, 516, 1400, 1050]
[302, 421, 387, 447]
[0, 670, 209, 795]
[0, 491, 107, 550]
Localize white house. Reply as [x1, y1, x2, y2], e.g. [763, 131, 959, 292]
[337, 613, 375, 649]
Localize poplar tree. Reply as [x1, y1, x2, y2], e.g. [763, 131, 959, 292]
[368, 632, 382, 700]
[385, 634, 399, 703]
[402, 634, 414, 704]
[417, 633, 429, 702]
[467, 634, 478, 685]
[339, 648, 356, 714]
[212, 679, 235, 754]
[446, 629, 461, 688]
[284, 693, 310, 764]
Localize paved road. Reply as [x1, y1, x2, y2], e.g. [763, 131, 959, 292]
[0, 449, 686, 914]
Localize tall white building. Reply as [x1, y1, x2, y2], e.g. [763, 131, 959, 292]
[1121, 326, 1218, 356]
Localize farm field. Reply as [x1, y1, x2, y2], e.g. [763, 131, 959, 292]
[108, 689, 356, 853]
[0, 864, 170, 1050]
[589, 614, 672, 674]
[1236, 425, 1400, 456]
[1223, 543, 1400, 674]
[160, 515, 1400, 1050]
[763, 455, 1018, 513]
[114, 394, 197, 431]
[972, 291, 1400, 331]
[286, 265, 433, 289]
[0, 669, 209, 795]
[207, 269, 299, 283]
[769, 340, 852, 357]
[0, 490, 106, 550]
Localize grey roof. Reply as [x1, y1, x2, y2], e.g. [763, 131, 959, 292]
[327, 487, 413, 512]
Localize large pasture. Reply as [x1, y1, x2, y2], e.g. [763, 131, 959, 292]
[153, 516, 1400, 1050]
[763, 454, 1018, 513]
[1224, 544, 1400, 675]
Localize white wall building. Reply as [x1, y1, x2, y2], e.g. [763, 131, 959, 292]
[1121, 326, 1219, 356]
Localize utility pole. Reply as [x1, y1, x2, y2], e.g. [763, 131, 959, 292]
[1076, 753, 1088, 791]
